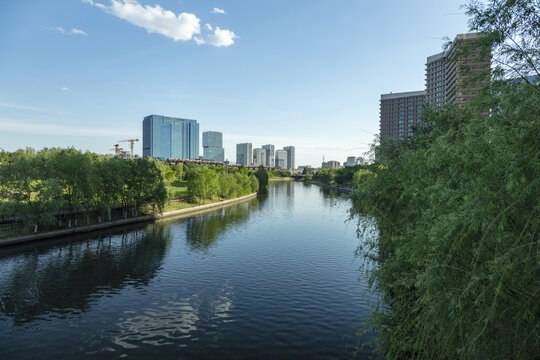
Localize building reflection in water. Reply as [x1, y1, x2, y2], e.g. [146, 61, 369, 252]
[0, 224, 171, 325]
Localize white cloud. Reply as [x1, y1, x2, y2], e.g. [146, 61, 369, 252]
[54, 26, 88, 36]
[83, 0, 236, 47]
[85, 0, 200, 41]
[205, 27, 237, 47]
[71, 28, 88, 36]
[211, 8, 226, 14]
[61, 87, 72, 92]
[193, 36, 205, 45]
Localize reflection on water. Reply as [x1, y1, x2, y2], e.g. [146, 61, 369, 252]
[0, 225, 171, 325]
[113, 282, 234, 349]
[0, 182, 376, 360]
[185, 200, 259, 252]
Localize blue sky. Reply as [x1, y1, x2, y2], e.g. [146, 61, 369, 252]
[0, 0, 469, 167]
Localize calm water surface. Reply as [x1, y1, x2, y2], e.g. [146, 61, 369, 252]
[0, 182, 376, 359]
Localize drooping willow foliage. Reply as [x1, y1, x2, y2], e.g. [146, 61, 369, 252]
[351, 1, 540, 358]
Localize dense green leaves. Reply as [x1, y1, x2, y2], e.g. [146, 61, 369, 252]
[0, 148, 167, 232]
[353, 72, 540, 360]
[352, 2, 540, 356]
[185, 165, 258, 203]
[254, 166, 269, 193]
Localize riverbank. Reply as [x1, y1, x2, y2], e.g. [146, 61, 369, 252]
[305, 181, 352, 193]
[268, 177, 294, 181]
[0, 193, 257, 247]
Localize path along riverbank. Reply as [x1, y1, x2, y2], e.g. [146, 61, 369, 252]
[0, 193, 257, 248]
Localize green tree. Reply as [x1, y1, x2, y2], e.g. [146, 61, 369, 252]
[173, 163, 184, 181]
[352, 3, 540, 358]
[254, 166, 269, 193]
[317, 168, 336, 185]
[187, 165, 219, 203]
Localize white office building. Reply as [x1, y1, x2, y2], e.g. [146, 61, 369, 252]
[253, 148, 266, 166]
[275, 149, 288, 169]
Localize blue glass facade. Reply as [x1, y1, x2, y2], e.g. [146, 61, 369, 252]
[142, 115, 199, 159]
[202, 131, 225, 162]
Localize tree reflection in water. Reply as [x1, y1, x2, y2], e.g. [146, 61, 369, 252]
[0, 224, 171, 325]
[185, 200, 259, 252]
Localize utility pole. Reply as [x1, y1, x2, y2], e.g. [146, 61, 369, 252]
[118, 139, 139, 159]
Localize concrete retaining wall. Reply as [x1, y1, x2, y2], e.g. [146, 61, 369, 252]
[0, 193, 258, 247]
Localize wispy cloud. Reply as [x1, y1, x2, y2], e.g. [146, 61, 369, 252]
[0, 118, 137, 137]
[0, 102, 47, 113]
[54, 26, 88, 36]
[211, 8, 226, 14]
[60, 87, 72, 92]
[83, 0, 236, 47]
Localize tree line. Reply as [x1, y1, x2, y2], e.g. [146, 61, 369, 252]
[0, 148, 168, 232]
[0, 149, 261, 235]
[351, 1, 539, 358]
[183, 164, 259, 203]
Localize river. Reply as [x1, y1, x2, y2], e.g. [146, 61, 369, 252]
[0, 181, 377, 359]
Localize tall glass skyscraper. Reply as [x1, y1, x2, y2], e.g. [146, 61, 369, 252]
[142, 115, 199, 159]
[202, 131, 225, 162]
[236, 143, 253, 166]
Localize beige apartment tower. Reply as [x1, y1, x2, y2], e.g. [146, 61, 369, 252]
[426, 32, 491, 107]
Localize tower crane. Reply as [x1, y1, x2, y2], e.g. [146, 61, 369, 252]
[110, 144, 123, 156]
[118, 139, 139, 159]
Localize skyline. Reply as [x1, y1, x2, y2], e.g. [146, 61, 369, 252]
[0, 0, 470, 167]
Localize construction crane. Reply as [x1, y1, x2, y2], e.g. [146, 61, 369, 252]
[110, 144, 123, 156]
[118, 139, 139, 159]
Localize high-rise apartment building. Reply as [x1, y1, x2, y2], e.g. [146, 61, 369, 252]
[253, 148, 266, 166]
[275, 150, 288, 169]
[262, 144, 275, 167]
[426, 33, 491, 107]
[202, 131, 225, 162]
[142, 114, 199, 159]
[379, 91, 425, 140]
[236, 143, 253, 166]
[283, 146, 295, 170]
[380, 33, 491, 141]
[425, 52, 447, 106]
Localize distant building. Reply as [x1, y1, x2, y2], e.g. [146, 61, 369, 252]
[143, 114, 199, 159]
[275, 150, 288, 169]
[322, 161, 340, 169]
[202, 131, 225, 162]
[253, 148, 266, 166]
[236, 143, 253, 166]
[262, 144, 275, 167]
[380, 90, 425, 140]
[345, 156, 365, 166]
[283, 146, 295, 170]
